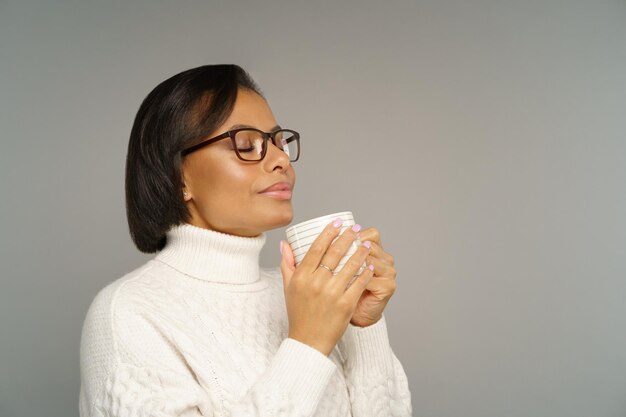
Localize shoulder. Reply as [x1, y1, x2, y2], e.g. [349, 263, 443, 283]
[79, 259, 211, 415]
[86, 260, 185, 320]
[82, 261, 161, 325]
[80, 261, 158, 359]
[79, 260, 162, 404]
[81, 259, 186, 361]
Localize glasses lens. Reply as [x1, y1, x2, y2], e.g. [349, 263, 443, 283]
[274, 130, 299, 162]
[232, 129, 300, 161]
[233, 129, 265, 161]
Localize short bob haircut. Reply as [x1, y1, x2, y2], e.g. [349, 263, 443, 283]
[125, 64, 264, 253]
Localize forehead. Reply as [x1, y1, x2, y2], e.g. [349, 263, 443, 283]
[226, 89, 275, 119]
[223, 89, 277, 130]
[192, 88, 281, 145]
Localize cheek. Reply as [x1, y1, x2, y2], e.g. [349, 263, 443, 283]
[205, 160, 256, 197]
[228, 168, 255, 190]
[225, 166, 255, 193]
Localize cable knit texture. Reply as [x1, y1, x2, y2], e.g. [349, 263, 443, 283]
[79, 222, 412, 417]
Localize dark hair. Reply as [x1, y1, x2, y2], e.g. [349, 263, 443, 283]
[125, 64, 264, 253]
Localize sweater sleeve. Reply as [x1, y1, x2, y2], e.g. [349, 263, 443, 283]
[86, 338, 337, 417]
[337, 314, 413, 417]
[81, 280, 338, 417]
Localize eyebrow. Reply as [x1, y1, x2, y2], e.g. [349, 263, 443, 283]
[228, 123, 282, 132]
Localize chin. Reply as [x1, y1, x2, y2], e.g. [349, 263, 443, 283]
[269, 205, 294, 229]
[252, 196, 294, 229]
[279, 206, 294, 224]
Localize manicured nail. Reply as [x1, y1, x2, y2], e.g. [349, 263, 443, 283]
[363, 240, 371, 249]
[352, 224, 361, 233]
[368, 264, 375, 271]
[332, 218, 343, 228]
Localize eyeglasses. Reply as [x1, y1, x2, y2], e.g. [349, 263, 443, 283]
[180, 128, 301, 162]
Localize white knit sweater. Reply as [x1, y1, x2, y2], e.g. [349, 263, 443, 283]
[79, 222, 412, 417]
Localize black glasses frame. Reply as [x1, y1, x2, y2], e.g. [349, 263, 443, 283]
[180, 127, 301, 162]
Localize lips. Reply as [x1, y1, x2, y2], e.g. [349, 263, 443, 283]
[259, 182, 293, 193]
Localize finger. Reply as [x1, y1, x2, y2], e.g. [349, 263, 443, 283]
[357, 227, 382, 246]
[365, 241, 394, 265]
[298, 218, 344, 274]
[333, 241, 371, 290]
[317, 223, 362, 273]
[363, 276, 397, 298]
[365, 256, 394, 278]
[279, 240, 294, 290]
[344, 262, 375, 299]
[282, 239, 296, 269]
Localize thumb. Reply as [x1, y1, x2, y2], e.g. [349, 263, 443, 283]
[279, 240, 296, 290]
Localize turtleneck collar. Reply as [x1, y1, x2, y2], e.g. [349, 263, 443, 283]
[153, 222, 267, 284]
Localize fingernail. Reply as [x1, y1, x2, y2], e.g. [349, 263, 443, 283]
[279, 240, 284, 256]
[333, 218, 343, 228]
[363, 240, 371, 249]
[352, 224, 361, 233]
[368, 264, 375, 271]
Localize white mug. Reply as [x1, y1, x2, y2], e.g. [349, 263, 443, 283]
[285, 211, 366, 277]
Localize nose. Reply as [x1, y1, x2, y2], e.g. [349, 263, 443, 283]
[263, 138, 291, 171]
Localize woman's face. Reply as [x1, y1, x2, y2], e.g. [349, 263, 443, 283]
[181, 88, 296, 237]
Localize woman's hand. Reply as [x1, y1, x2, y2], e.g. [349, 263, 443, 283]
[349, 227, 397, 328]
[279, 219, 376, 356]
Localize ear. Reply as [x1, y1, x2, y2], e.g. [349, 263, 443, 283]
[180, 179, 191, 201]
[180, 166, 192, 200]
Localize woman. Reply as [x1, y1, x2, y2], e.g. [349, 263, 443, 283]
[79, 64, 412, 417]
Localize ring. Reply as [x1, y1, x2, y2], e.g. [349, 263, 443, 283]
[318, 263, 336, 275]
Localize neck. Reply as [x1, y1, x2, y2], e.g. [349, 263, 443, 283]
[154, 222, 267, 284]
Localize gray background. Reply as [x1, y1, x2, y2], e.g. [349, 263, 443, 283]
[1, 1, 625, 416]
